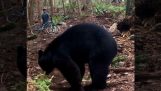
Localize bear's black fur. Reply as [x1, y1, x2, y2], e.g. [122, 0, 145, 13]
[38, 23, 117, 91]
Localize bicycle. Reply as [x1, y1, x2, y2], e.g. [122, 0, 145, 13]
[31, 20, 59, 35]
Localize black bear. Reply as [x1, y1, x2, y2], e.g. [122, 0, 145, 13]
[38, 23, 117, 91]
[17, 46, 27, 78]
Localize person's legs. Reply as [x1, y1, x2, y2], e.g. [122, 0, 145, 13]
[42, 22, 50, 33]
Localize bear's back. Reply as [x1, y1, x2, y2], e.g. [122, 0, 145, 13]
[45, 23, 117, 57]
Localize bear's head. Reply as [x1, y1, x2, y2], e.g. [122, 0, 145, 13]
[38, 50, 54, 75]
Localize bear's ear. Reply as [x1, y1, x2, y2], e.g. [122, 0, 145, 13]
[38, 50, 44, 58]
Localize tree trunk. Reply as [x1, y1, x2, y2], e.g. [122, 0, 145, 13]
[27, 0, 34, 34]
[44, 0, 48, 6]
[37, 0, 41, 22]
[49, 0, 54, 16]
[77, 0, 82, 15]
[62, 0, 66, 15]
[69, 0, 75, 12]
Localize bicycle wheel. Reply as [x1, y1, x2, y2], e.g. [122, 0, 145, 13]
[49, 22, 59, 33]
[30, 24, 43, 35]
[32, 24, 43, 31]
[39, 22, 52, 34]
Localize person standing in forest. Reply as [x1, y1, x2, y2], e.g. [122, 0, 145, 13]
[41, 7, 50, 33]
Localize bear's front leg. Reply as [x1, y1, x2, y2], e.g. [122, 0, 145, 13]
[56, 58, 84, 91]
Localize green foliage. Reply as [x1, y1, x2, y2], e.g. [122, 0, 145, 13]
[32, 73, 52, 91]
[80, 13, 88, 17]
[92, 3, 125, 16]
[64, 2, 78, 10]
[52, 15, 71, 25]
[112, 55, 126, 67]
[63, 15, 71, 20]
[53, 0, 67, 8]
[52, 15, 64, 25]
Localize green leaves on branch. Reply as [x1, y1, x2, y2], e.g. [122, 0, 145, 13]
[92, 3, 125, 16]
[32, 74, 52, 91]
[112, 55, 126, 67]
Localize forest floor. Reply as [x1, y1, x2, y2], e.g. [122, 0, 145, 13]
[27, 15, 135, 91]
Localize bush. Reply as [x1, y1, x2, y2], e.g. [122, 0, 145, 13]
[32, 74, 52, 91]
[52, 15, 64, 25]
[92, 3, 125, 16]
[112, 55, 126, 67]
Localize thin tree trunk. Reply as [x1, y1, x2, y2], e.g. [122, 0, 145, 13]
[49, 0, 54, 16]
[27, 0, 32, 34]
[37, 0, 41, 22]
[53, 0, 55, 12]
[77, 0, 82, 15]
[44, 0, 48, 6]
[27, 0, 34, 34]
[69, 0, 74, 12]
[62, 0, 66, 15]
